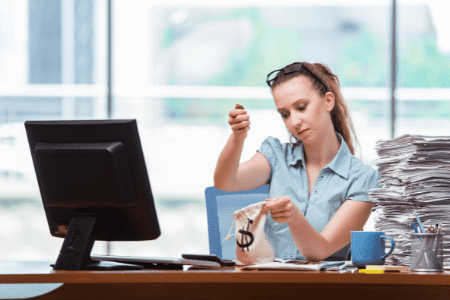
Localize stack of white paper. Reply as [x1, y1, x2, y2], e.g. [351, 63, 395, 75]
[369, 134, 450, 267]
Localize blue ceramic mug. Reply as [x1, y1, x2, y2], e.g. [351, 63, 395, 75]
[351, 231, 395, 269]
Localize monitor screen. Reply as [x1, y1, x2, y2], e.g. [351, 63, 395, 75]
[25, 119, 161, 270]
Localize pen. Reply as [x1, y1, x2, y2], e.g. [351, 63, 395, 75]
[415, 215, 425, 233]
[411, 222, 419, 233]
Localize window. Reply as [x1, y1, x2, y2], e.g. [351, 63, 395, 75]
[0, 0, 108, 260]
[396, 0, 450, 136]
[2, 0, 446, 261]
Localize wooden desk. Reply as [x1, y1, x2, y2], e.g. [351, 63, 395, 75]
[1, 261, 450, 300]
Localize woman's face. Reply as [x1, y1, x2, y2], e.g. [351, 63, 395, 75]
[272, 75, 334, 143]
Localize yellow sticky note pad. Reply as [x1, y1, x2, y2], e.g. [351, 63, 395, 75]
[359, 269, 384, 274]
[366, 265, 408, 272]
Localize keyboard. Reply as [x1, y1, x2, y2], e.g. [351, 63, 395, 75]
[91, 255, 221, 270]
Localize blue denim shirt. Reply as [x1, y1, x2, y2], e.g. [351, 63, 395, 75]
[257, 133, 380, 260]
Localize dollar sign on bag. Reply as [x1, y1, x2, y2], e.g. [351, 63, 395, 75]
[236, 218, 254, 252]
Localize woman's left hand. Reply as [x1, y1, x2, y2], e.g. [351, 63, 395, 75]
[263, 196, 297, 224]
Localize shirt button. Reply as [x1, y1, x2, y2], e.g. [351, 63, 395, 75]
[289, 255, 294, 258]
[320, 175, 324, 179]
[314, 191, 318, 194]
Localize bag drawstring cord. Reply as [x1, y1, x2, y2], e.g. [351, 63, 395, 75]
[223, 217, 237, 241]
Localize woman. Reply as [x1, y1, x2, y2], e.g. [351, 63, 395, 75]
[214, 62, 380, 262]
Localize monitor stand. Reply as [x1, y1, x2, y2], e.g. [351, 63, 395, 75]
[52, 215, 143, 271]
[53, 214, 222, 270]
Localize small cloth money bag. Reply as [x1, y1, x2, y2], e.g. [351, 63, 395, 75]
[224, 202, 275, 266]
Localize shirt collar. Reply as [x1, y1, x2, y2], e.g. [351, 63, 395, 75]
[287, 141, 306, 166]
[288, 132, 352, 179]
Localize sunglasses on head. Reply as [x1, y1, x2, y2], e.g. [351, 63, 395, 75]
[266, 62, 327, 91]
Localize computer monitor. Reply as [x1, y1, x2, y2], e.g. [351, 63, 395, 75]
[25, 119, 161, 270]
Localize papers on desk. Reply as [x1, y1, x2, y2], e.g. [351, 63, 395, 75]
[241, 261, 354, 271]
[241, 262, 323, 271]
[369, 134, 450, 267]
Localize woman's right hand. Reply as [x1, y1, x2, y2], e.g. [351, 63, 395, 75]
[228, 103, 250, 139]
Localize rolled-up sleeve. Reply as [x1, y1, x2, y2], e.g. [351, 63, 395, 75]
[346, 166, 381, 202]
[257, 137, 280, 183]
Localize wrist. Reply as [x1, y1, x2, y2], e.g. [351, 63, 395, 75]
[288, 205, 303, 226]
[231, 131, 247, 142]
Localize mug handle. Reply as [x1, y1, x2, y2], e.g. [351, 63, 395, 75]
[380, 236, 395, 260]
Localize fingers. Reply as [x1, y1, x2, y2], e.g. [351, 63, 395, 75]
[264, 196, 293, 224]
[264, 196, 291, 210]
[271, 210, 292, 224]
[228, 113, 250, 125]
[230, 122, 250, 132]
[270, 214, 291, 224]
[228, 103, 250, 133]
[229, 103, 246, 118]
[270, 210, 292, 219]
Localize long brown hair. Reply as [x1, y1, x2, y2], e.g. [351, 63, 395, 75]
[269, 62, 358, 155]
